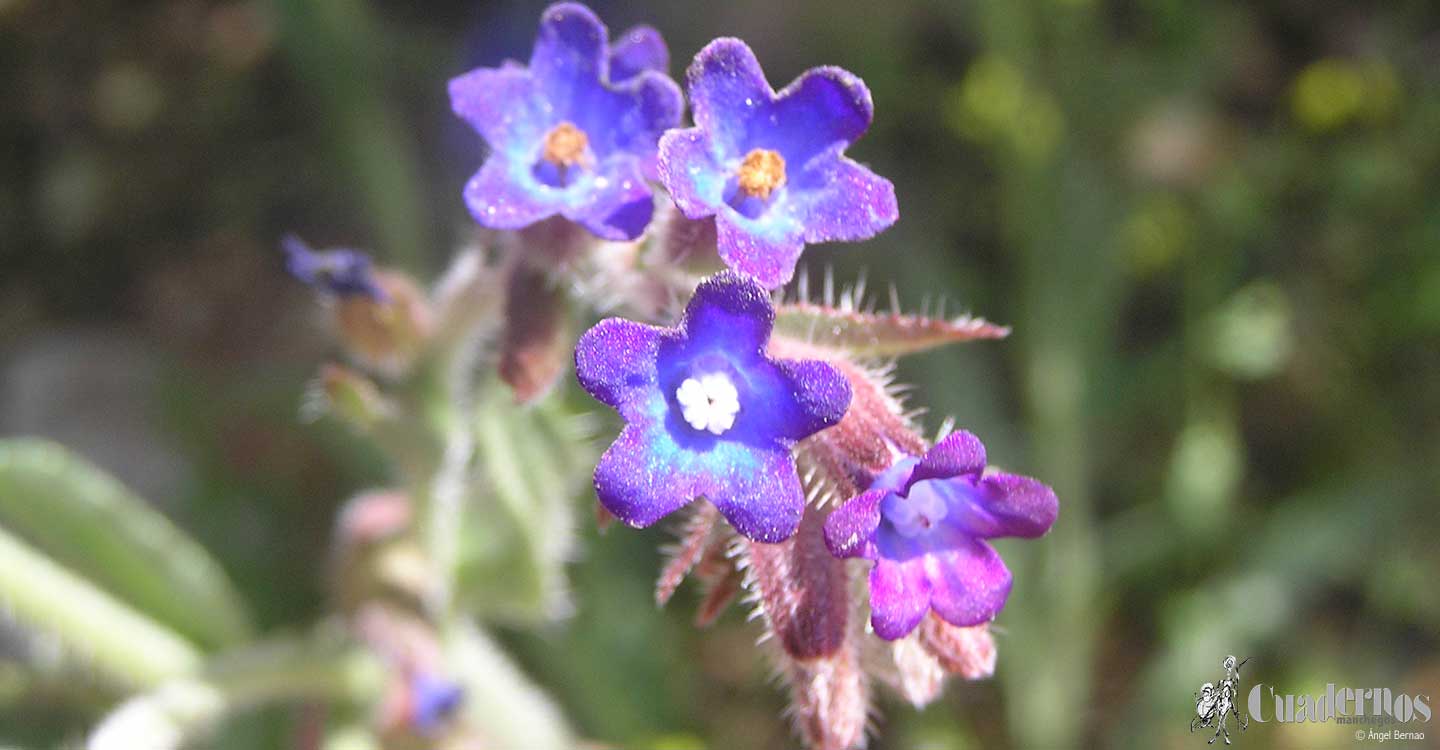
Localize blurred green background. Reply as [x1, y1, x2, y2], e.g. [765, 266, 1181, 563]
[2, 0, 1438, 748]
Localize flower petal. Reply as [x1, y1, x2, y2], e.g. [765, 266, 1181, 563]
[606, 72, 684, 177]
[773, 358, 852, 440]
[462, 157, 556, 230]
[593, 422, 706, 529]
[715, 212, 805, 289]
[686, 38, 773, 155]
[563, 158, 655, 240]
[789, 151, 898, 244]
[869, 557, 931, 640]
[658, 128, 725, 219]
[678, 270, 777, 357]
[448, 66, 547, 155]
[574, 317, 665, 419]
[705, 444, 805, 542]
[528, 2, 608, 115]
[764, 66, 873, 166]
[925, 540, 1013, 627]
[906, 430, 987, 488]
[608, 25, 668, 83]
[971, 472, 1059, 539]
[823, 489, 884, 559]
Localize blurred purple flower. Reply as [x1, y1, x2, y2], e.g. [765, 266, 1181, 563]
[448, 3, 683, 241]
[407, 672, 464, 734]
[658, 38, 898, 288]
[575, 271, 851, 542]
[823, 431, 1058, 640]
[282, 234, 387, 301]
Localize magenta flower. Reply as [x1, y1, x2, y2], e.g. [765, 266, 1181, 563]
[448, 3, 683, 240]
[657, 39, 898, 288]
[823, 431, 1058, 640]
[575, 272, 851, 542]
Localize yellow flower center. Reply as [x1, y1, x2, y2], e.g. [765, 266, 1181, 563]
[736, 148, 786, 200]
[542, 121, 589, 166]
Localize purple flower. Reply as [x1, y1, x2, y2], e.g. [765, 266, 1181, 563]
[448, 3, 683, 241]
[282, 234, 387, 301]
[407, 672, 464, 734]
[657, 39, 898, 288]
[823, 431, 1058, 640]
[575, 272, 852, 542]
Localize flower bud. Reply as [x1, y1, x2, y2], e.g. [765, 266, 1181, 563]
[745, 508, 870, 750]
[335, 269, 433, 375]
[315, 364, 393, 430]
[282, 235, 434, 374]
[330, 492, 437, 613]
[498, 264, 571, 403]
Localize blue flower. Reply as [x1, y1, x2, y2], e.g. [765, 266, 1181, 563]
[407, 672, 464, 734]
[448, 3, 683, 241]
[823, 431, 1058, 639]
[575, 272, 852, 542]
[658, 39, 898, 288]
[282, 234, 386, 301]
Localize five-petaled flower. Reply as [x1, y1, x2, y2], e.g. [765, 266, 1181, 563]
[575, 271, 852, 542]
[658, 38, 898, 289]
[448, 3, 683, 241]
[823, 431, 1058, 640]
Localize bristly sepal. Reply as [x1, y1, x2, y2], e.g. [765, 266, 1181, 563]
[655, 504, 721, 607]
[918, 614, 996, 680]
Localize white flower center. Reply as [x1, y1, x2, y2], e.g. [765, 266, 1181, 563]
[676, 372, 740, 435]
[886, 483, 950, 538]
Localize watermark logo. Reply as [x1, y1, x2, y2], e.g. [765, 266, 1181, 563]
[1191, 655, 1250, 745]
[1250, 681, 1429, 744]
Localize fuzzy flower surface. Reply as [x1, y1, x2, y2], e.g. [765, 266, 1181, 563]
[575, 272, 852, 542]
[282, 235, 386, 301]
[448, 3, 683, 240]
[824, 431, 1058, 639]
[658, 38, 898, 288]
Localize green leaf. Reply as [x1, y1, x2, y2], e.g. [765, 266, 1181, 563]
[454, 394, 594, 623]
[773, 302, 1010, 358]
[0, 439, 254, 650]
[445, 622, 573, 750]
[0, 524, 201, 688]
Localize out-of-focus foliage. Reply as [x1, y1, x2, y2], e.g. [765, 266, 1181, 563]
[0, 440, 253, 650]
[2, 0, 1438, 748]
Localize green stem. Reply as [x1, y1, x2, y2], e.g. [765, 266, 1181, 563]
[0, 525, 201, 689]
[88, 634, 382, 750]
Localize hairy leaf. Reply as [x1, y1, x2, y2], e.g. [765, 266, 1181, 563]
[0, 440, 253, 650]
[774, 302, 1009, 358]
[0, 524, 200, 688]
[455, 394, 594, 623]
[445, 622, 573, 750]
